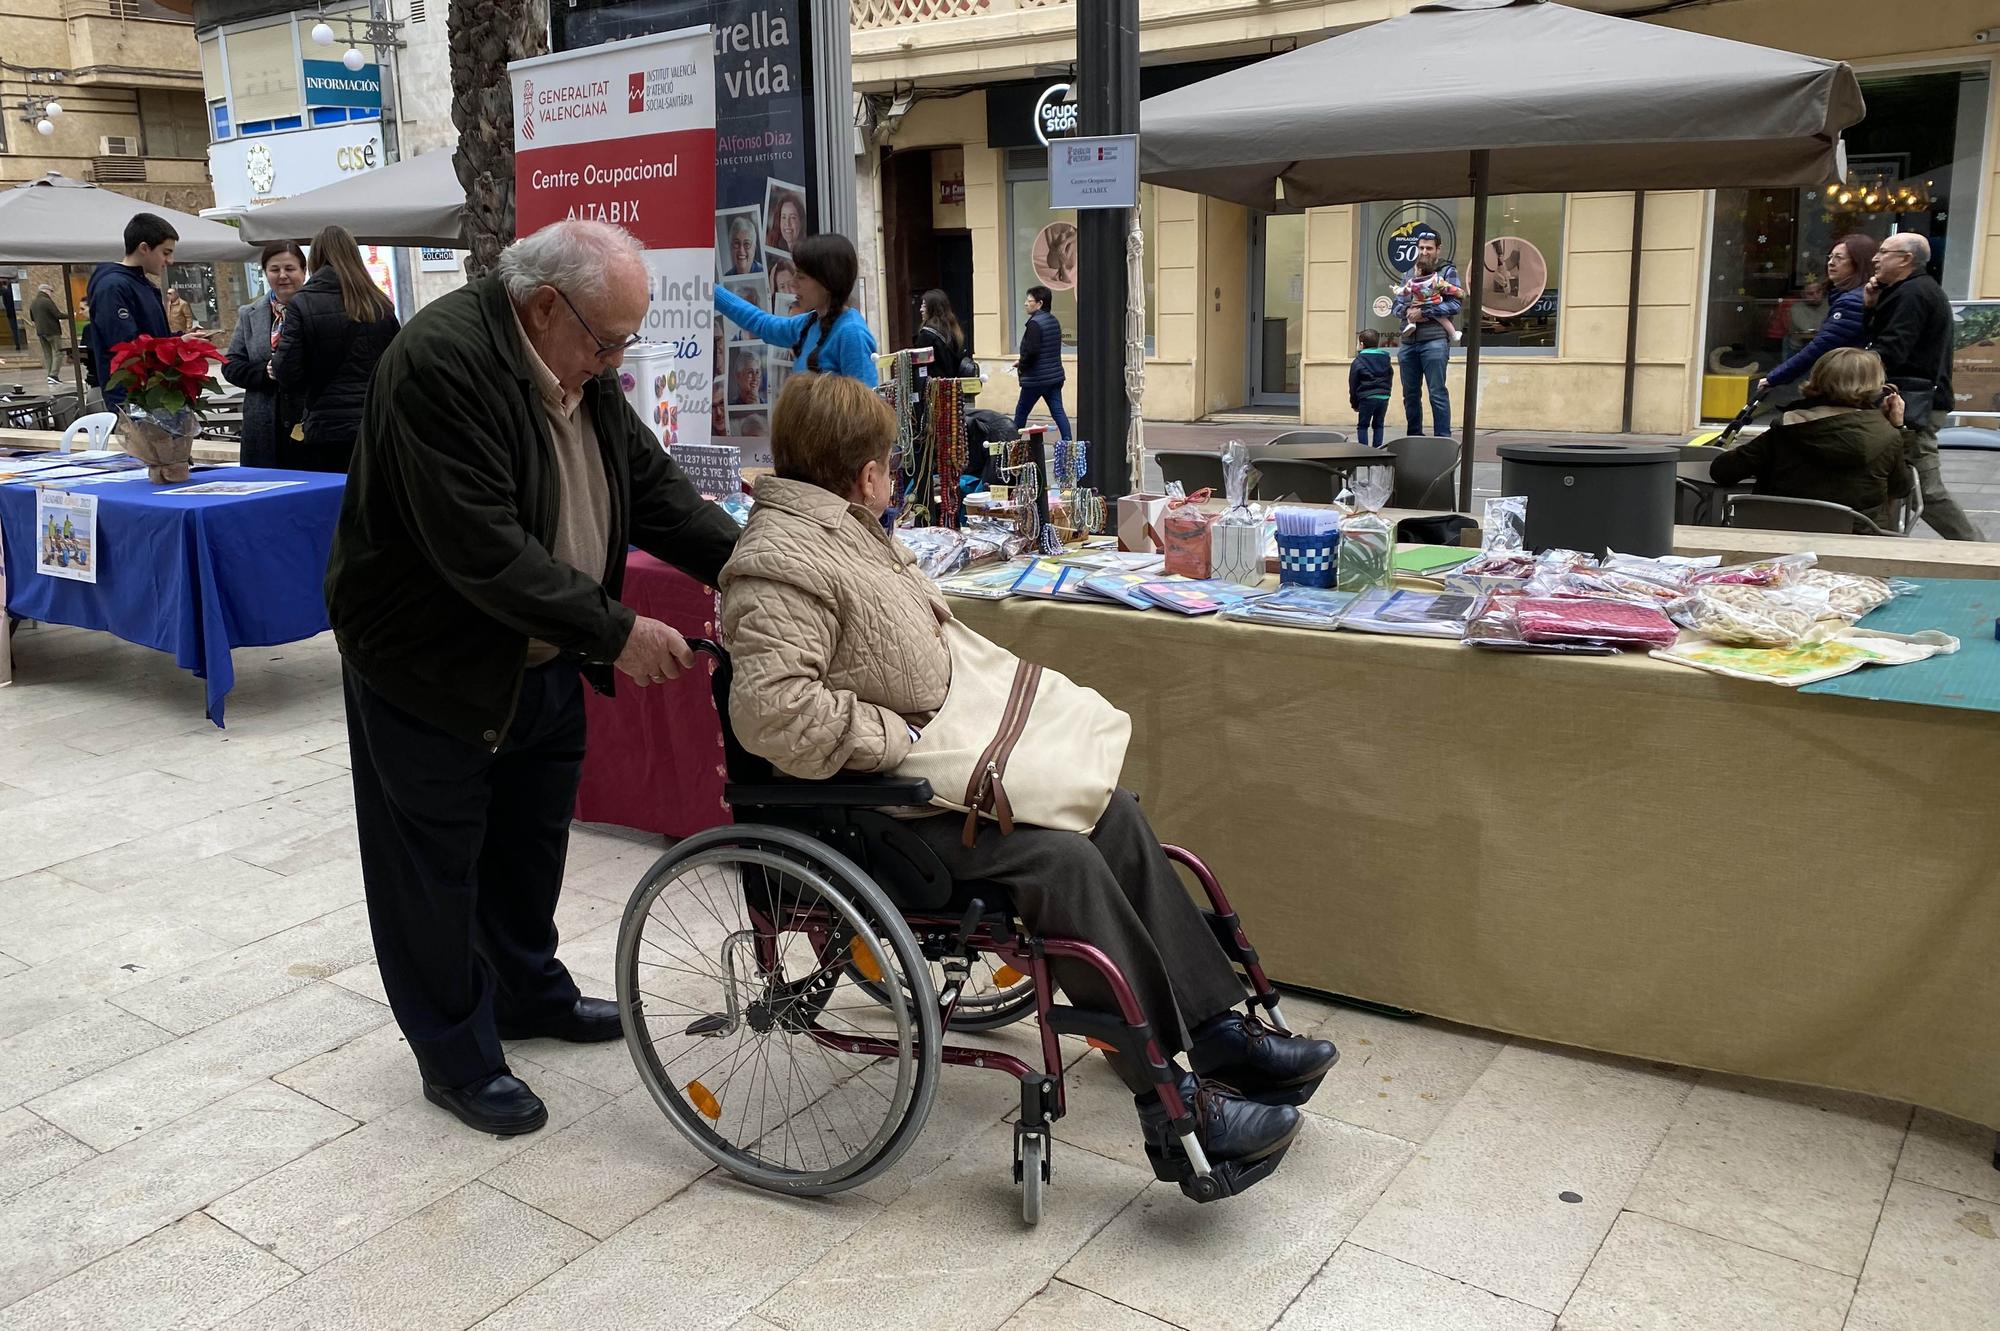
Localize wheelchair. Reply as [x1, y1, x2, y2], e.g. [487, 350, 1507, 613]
[613, 641, 1301, 1224]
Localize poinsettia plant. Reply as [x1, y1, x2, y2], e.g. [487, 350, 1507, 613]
[105, 333, 225, 419]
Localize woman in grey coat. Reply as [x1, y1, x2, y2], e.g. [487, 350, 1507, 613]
[222, 241, 306, 469]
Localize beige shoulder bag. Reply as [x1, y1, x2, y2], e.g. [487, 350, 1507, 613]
[896, 619, 1130, 846]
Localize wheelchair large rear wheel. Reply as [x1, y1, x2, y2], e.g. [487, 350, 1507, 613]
[617, 827, 942, 1196]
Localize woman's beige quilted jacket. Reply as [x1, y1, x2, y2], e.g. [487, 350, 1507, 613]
[719, 475, 952, 779]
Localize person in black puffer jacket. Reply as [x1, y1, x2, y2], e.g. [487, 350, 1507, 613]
[271, 224, 401, 474]
[1012, 284, 1073, 445]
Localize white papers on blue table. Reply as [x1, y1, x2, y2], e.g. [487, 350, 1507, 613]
[0, 466, 99, 485]
[160, 480, 307, 496]
[0, 455, 84, 475]
[64, 470, 159, 484]
[57, 450, 125, 462]
[35, 490, 97, 583]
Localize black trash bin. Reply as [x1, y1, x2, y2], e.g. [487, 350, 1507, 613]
[1496, 442, 1678, 557]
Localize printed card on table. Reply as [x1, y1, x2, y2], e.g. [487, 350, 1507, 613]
[36, 489, 97, 584]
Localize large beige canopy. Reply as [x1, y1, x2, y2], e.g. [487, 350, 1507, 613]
[237, 150, 468, 249]
[1139, 0, 1865, 211]
[0, 175, 258, 263]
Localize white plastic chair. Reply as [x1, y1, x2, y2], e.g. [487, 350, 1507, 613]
[58, 411, 118, 454]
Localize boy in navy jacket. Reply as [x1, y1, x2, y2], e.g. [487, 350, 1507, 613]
[1349, 330, 1394, 447]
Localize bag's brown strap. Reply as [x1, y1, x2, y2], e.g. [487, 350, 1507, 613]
[961, 660, 1041, 847]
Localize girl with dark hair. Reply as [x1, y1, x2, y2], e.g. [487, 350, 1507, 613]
[915, 288, 968, 387]
[223, 240, 308, 468]
[714, 233, 878, 386]
[1760, 232, 1880, 397]
[271, 225, 401, 473]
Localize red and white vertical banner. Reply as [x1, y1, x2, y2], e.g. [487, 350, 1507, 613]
[511, 27, 717, 449]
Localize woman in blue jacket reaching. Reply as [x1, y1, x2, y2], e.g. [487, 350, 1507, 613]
[1759, 234, 1879, 398]
[715, 233, 878, 387]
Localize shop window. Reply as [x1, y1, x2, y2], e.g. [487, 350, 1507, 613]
[165, 263, 219, 333]
[199, 37, 227, 107]
[139, 90, 209, 159]
[238, 117, 304, 136]
[1355, 194, 1564, 354]
[1005, 147, 1156, 356]
[226, 22, 303, 127]
[1702, 65, 1990, 411]
[210, 100, 231, 141]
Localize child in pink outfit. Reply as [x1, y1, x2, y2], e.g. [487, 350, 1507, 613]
[1396, 270, 1465, 344]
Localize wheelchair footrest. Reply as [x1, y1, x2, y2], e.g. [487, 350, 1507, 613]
[1145, 1139, 1294, 1204]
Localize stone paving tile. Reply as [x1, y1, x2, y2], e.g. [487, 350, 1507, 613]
[0, 876, 168, 968]
[1060, 1113, 1413, 1331]
[1844, 1179, 2000, 1331]
[30, 983, 389, 1150]
[273, 1020, 422, 1123]
[482, 1088, 713, 1240]
[0, 772, 176, 880]
[1895, 1109, 2000, 1209]
[1346, 1042, 1698, 1314]
[1298, 1005, 1511, 1145]
[229, 816, 361, 879]
[1555, 1212, 1852, 1331]
[108, 904, 377, 1036]
[1274, 1245, 1555, 1331]
[1624, 1073, 1907, 1276]
[325, 961, 389, 1006]
[0, 1212, 299, 1331]
[474, 1176, 877, 1331]
[206, 1065, 604, 1272]
[998, 1282, 1183, 1331]
[218, 1182, 592, 1331]
[0, 1000, 176, 1112]
[0, 1082, 352, 1308]
[757, 1121, 1150, 1331]
[0, 1108, 94, 1204]
[171, 857, 369, 948]
[56, 851, 287, 925]
[45, 800, 325, 892]
[0, 955, 20, 980]
[0, 924, 232, 1043]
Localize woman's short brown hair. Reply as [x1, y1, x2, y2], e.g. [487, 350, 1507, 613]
[770, 371, 895, 494]
[1802, 347, 1889, 410]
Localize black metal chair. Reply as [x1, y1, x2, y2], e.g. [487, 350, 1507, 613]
[1724, 493, 1898, 537]
[1264, 429, 1351, 447]
[1382, 436, 1460, 509]
[1154, 450, 1227, 495]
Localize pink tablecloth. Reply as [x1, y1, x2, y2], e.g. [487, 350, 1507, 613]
[574, 551, 731, 837]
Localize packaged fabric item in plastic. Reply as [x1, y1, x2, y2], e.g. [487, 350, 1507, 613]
[1604, 550, 1719, 578]
[1795, 568, 1895, 620]
[1516, 596, 1679, 649]
[1482, 496, 1527, 552]
[1543, 565, 1687, 607]
[1463, 592, 1620, 655]
[897, 526, 973, 579]
[1210, 440, 1265, 586]
[1688, 552, 1816, 588]
[1672, 584, 1835, 648]
[1335, 467, 1395, 593]
[1159, 482, 1217, 580]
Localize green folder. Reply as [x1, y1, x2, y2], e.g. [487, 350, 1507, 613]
[1393, 545, 1476, 576]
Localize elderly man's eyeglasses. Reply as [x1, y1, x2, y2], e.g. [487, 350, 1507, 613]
[553, 286, 642, 360]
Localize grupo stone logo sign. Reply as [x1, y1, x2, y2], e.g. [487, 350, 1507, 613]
[1034, 82, 1079, 147]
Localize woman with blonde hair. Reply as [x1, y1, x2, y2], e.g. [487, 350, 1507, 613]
[1711, 345, 1913, 524]
[271, 224, 401, 473]
[719, 371, 1335, 1195]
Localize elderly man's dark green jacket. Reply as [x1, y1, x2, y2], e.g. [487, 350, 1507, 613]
[325, 276, 737, 747]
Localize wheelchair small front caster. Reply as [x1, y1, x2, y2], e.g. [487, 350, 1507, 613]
[1014, 1129, 1050, 1226]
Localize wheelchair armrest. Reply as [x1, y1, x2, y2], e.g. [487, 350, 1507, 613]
[725, 774, 935, 809]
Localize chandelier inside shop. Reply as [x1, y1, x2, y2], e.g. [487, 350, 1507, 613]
[1822, 175, 1936, 215]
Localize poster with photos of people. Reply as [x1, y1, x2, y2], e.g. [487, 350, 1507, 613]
[712, 176, 810, 465]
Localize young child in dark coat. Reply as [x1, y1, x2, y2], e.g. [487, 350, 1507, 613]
[1349, 330, 1395, 447]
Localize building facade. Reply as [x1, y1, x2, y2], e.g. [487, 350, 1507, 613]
[851, 0, 2000, 433]
[0, 0, 218, 343]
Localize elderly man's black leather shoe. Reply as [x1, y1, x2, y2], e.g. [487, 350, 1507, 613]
[497, 996, 623, 1043]
[1138, 1070, 1301, 1165]
[423, 1071, 548, 1136]
[1189, 1011, 1339, 1107]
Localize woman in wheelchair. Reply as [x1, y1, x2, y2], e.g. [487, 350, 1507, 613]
[714, 372, 1337, 1195]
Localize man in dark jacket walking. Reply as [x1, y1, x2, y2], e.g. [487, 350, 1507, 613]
[326, 219, 739, 1136]
[29, 284, 65, 384]
[1012, 284, 1073, 444]
[86, 213, 176, 410]
[1867, 234, 1980, 540]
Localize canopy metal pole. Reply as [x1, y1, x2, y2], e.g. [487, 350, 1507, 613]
[1456, 150, 1490, 513]
[1620, 191, 1647, 435]
[63, 263, 85, 414]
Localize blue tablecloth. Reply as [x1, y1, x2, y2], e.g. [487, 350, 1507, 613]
[0, 468, 345, 725]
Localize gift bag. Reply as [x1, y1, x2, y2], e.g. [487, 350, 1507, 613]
[1210, 441, 1264, 587]
[1160, 484, 1215, 580]
[1335, 466, 1395, 593]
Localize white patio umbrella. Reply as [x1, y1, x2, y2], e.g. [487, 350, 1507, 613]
[237, 150, 468, 248]
[1140, 0, 1866, 507]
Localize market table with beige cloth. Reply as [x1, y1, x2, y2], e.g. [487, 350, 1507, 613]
[948, 588, 2000, 1131]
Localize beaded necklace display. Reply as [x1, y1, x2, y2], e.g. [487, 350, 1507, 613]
[929, 377, 967, 528]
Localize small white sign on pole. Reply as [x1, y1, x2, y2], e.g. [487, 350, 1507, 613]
[1049, 135, 1140, 211]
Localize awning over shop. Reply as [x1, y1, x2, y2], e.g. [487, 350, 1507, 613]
[0, 175, 259, 264]
[1139, 0, 1864, 212]
[237, 149, 467, 249]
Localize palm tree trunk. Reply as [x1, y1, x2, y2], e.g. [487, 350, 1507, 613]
[449, 0, 549, 277]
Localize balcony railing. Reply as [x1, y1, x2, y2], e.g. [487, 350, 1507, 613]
[62, 0, 192, 23]
[853, 0, 1068, 30]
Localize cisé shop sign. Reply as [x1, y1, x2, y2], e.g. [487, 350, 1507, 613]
[301, 59, 382, 109]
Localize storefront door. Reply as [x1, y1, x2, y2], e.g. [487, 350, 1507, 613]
[1249, 212, 1305, 406]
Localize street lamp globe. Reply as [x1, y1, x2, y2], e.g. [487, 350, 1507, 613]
[35, 118, 54, 136]
[44, 100, 62, 118]
[341, 47, 366, 71]
[311, 21, 334, 45]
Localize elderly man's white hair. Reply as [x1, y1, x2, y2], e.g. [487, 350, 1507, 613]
[496, 220, 646, 307]
[1887, 232, 1932, 265]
